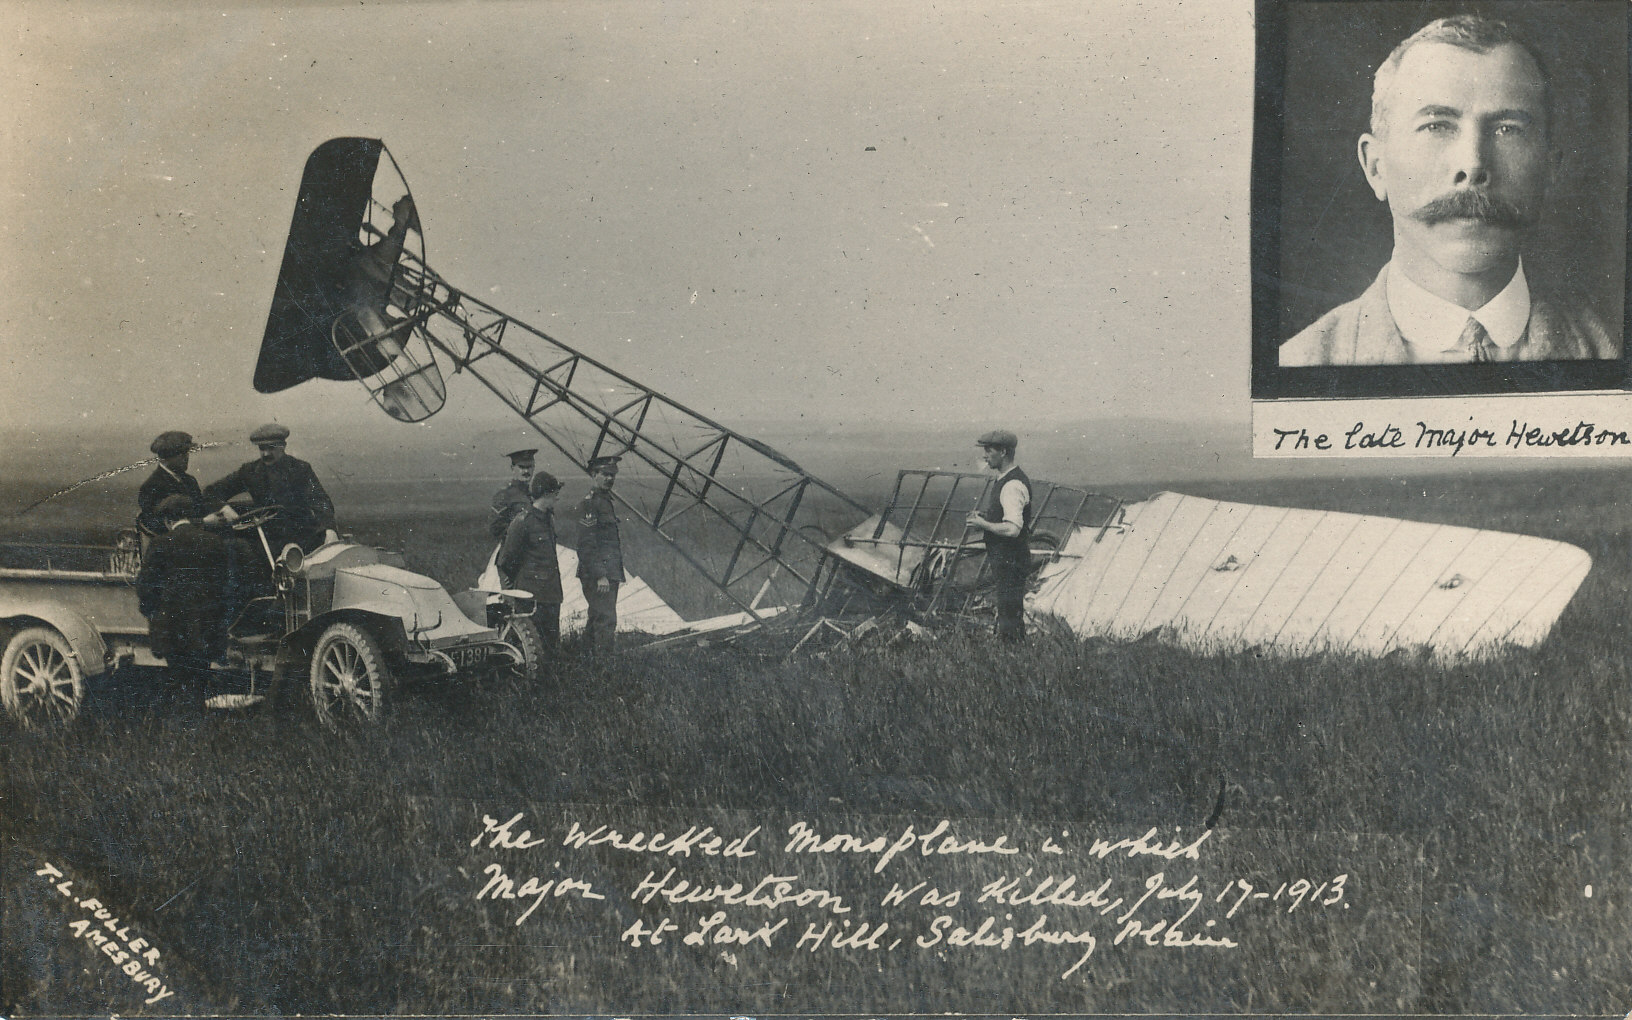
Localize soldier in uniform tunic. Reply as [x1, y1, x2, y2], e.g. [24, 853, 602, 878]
[572, 455, 625, 657]
[137, 494, 232, 680]
[964, 430, 1032, 642]
[489, 448, 537, 542]
[496, 471, 565, 648]
[203, 423, 339, 555]
[136, 431, 205, 539]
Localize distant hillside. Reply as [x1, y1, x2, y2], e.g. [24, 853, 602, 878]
[4, 415, 1620, 501]
[743, 416, 1252, 488]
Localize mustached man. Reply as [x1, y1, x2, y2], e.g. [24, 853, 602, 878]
[1279, 15, 1615, 366]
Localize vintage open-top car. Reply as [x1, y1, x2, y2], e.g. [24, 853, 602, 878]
[0, 507, 542, 730]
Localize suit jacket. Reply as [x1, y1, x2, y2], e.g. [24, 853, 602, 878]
[1279, 265, 1618, 366]
[136, 523, 231, 662]
[203, 456, 336, 551]
[136, 467, 204, 537]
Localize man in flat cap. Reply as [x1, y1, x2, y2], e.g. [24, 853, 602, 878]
[137, 430, 205, 539]
[137, 493, 232, 680]
[203, 423, 339, 554]
[1279, 14, 1617, 366]
[572, 455, 624, 657]
[496, 471, 565, 651]
[489, 448, 538, 542]
[965, 429, 1032, 642]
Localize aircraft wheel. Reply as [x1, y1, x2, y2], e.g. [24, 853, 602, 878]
[308, 622, 392, 730]
[497, 616, 545, 681]
[1028, 531, 1061, 555]
[1, 626, 85, 730]
[1028, 532, 1062, 573]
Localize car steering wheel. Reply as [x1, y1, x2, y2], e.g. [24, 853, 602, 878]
[230, 505, 283, 531]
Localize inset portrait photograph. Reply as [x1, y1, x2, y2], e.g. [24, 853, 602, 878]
[1253, 0, 1630, 398]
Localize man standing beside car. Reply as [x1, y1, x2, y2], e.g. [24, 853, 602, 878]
[489, 448, 538, 542]
[572, 455, 624, 658]
[497, 471, 565, 650]
[136, 430, 205, 540]
[137, 493, 232, 681]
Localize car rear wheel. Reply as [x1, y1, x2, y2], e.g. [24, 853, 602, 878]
[497, 615, 545, 680]
[2, 626, 85, 730]
[308, 621, 392, 729]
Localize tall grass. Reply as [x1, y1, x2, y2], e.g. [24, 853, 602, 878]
[3, 467, 1629, 1014]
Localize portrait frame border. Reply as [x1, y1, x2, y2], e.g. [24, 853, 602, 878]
[1249, 0, 1632, 401]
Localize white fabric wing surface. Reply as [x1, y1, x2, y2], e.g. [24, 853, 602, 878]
[1028, 492, 1590, 659]
[476, 544, 688, 636]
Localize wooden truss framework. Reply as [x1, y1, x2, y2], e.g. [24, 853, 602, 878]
[376, 244, 874, 624]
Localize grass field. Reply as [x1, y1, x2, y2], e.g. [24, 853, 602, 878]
[2, 465, 1628, 1015]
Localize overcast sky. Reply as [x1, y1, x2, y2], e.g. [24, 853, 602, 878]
[1, 0, 1252, 458]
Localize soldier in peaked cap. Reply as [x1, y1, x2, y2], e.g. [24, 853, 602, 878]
[489, 448, 539, 542]
[137, 430, 205, 538]
[572, 455, 624, 657]
[203, 423, 339, 554]
[496, 470, 565, 650]
[965, 429, 1032, 642]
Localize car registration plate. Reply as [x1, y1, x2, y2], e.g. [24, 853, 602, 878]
[450, 644, 496, 668]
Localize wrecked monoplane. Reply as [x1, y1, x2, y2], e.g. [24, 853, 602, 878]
[254, 138, 1592, 660]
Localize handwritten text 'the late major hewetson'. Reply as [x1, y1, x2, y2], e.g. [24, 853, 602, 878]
[1272, 419, 1630, 456]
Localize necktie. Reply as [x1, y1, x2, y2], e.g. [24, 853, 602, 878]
[1459, 317, 1497, 362]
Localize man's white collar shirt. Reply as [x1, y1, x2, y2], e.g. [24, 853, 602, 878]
[997, 466, 1029, 528]
[1386, 259, 1532, 363]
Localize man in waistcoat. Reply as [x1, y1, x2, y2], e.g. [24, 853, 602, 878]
[572, 455, 625, 657]
[965, 429, 1032, 642]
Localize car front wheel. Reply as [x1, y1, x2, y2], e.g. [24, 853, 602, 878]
[496, 616, 545, 681]
[308, 621, 392, 729]
[1, 626, 85, 730]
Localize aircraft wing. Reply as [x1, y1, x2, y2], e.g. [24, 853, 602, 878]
[1030, 491, 1591, 659]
